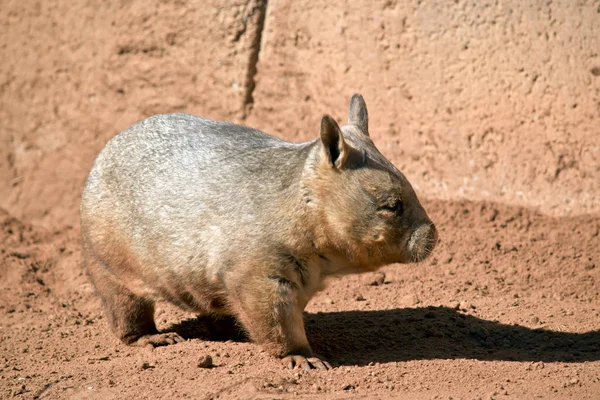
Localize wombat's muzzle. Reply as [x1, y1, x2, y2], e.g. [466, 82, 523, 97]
[406, 222, 438, 262]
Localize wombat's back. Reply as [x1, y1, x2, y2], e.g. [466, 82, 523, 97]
[86, 113, 293, 189]
[80, 113, 313, 278]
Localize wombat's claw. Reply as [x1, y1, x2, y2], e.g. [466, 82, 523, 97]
[282, 355, 332, 371]
[134, 332, 185, 347]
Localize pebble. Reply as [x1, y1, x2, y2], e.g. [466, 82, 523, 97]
[526, 361, 545, 371]
[197, 354, 213, 368]
[138, 361, 153, 370]
[584, 263, 596, 270]
[362, 272, 386, 286]
[401, 294, 420, 305]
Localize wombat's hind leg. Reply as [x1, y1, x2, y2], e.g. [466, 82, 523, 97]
[84, 245, 184, 347]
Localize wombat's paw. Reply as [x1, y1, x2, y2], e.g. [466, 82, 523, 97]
[282, 354, 332, 371]
[133, 332, 185, 347]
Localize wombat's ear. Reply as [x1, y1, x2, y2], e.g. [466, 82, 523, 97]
[320, 115, 349, 168]
[348, 93, 369, 136]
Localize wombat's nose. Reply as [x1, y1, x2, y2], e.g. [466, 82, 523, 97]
[407, 222, 438, 262]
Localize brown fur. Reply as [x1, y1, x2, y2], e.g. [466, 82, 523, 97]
[80, 94, 437, 369]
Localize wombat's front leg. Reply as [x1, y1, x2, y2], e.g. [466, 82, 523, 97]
[232, 276, 331, 370]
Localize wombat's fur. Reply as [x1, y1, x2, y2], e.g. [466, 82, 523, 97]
[80, 94, 437, 370]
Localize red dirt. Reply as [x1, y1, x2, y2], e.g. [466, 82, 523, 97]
[2, 200, 599, 399]
[2, 0, 600, 399]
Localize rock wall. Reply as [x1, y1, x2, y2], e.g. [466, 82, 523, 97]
[247, 0, 600, 216]
[1, 0, 598, 230]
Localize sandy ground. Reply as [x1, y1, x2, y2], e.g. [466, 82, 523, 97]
[1, 0, 600, 399]
[2, 199, 599, 399]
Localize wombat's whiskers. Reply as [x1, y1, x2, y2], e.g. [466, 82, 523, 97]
[375, 242, 384, 261]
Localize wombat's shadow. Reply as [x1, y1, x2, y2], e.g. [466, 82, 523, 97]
[170, 306, 600, 366]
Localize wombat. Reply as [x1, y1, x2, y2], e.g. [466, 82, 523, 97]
[80, 94, 437, 370]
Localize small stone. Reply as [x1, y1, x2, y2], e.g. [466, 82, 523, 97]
[362, 272, 386, 286]
[138, 361, 152, 370]
[531, 316, 540, 324]
[584, 263, 596, 270]
[355, 295, 366, 301]
[342, 383, 354, 390]
[197, 354, 213, 368]
[401, 293, 420, 305]
[324, 298, 334, 305]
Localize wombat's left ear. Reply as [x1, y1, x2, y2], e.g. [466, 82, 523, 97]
[320, 115, 349, 168]
[348, 93, 369, 136]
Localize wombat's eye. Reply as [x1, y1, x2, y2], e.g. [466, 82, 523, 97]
[378, 200, 403, 215]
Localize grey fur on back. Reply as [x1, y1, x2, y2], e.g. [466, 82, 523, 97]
[81, 113, 316, 280]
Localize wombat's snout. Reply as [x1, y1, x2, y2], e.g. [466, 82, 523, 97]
[407, 222, 438, 263]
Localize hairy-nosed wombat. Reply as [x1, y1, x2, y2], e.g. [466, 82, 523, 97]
[80, 94, 437, 370]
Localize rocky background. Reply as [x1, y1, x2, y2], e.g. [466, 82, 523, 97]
[1, 1, 599, 398]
